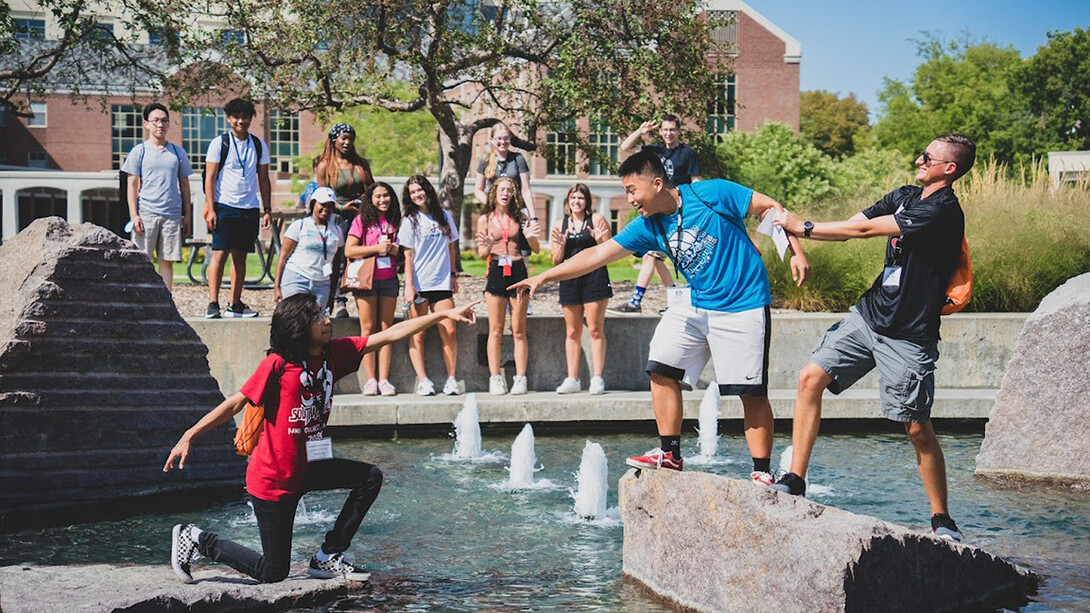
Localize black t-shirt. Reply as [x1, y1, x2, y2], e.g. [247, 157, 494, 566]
[855, 185, 964, 341]
[642, 143, 700, 186]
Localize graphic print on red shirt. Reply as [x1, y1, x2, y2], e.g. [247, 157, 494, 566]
[239, 336, 368, 500]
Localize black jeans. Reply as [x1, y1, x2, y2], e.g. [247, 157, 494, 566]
[197, 458, 383, 583]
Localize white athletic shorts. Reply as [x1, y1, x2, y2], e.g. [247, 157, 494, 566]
[646, 303, 770, 396]
[133, 214, 183, 262]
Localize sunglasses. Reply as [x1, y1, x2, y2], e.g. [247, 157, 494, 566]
[310, 308, 331, 323]
[920, 150, 955, 167]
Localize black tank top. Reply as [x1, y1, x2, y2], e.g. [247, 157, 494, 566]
[562, 216, 597, 259]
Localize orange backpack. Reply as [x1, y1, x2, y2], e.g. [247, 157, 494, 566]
[942, 235, 972, 315]
[233, 362, 282, 456]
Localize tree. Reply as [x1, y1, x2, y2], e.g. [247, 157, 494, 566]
[1014, 27, 1090, 152]
[873, 36, 1042, 165]
[0, 0, 188, 117]
[166, 0, 722, 235]
[799, 90, 870, 158]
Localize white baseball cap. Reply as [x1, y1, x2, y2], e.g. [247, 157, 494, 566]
[311, 186, 337, 205]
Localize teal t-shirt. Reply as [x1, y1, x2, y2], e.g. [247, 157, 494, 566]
[613, 179, 770, 313]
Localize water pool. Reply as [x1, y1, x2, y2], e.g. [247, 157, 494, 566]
[2, 430, 1088, 612]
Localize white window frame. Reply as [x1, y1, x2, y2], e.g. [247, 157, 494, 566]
[28, 101, 47, 128]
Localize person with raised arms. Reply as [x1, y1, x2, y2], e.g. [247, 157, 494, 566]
[509, 151, 809, 482]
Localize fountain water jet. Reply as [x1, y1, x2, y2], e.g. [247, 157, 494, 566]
[508, 424, 538, 487]
[452, 394, 483, 459]
[695, 386, 721, 459]
[573, 441, 609, 519]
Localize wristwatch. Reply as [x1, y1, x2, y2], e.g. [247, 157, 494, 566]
[803, 220, 814, 238]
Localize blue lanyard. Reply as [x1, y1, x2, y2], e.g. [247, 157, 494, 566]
[652, 198, 683, 282]
[231, 135, 250, 179]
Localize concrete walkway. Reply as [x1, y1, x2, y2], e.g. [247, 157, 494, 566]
[329, 388, 995, 428]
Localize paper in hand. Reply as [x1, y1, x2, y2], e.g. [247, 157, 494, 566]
[756, 209, 791, 260]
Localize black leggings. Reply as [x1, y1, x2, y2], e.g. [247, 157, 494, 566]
[197, 458, 383, 583]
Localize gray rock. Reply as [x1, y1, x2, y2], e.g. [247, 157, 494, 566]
[619, 468, 1037, 613]
[0, 218, 243, 526]
[0, 563, 356, 613]
[976, 272, 1090, 484]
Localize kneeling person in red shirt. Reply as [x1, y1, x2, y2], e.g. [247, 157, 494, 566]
[164, 293, 479, 583]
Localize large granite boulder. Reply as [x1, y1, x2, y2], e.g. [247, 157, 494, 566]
[976, 272, 1090, 484]
[619, 469, 1037, 613]
[0, 563, 354, 612]
[0, 218, 242, 526]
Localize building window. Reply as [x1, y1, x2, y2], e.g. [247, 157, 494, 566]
[707, 10, 738, 57]
[587, 119, 619, 176]
[221, 30, 246, 45]
[27, 101, 46, 127]
[706, 73, 736, 142]
[148, 28, 178, 46]
[28, 150, 49, 168]
[268, 110, 299, 173]
[546, 120, 577, 176]
[182, 107, 228, 172]
[91, 21, 114, 40]
[14, 18, 46, 40]
[111, 104, 144, 170]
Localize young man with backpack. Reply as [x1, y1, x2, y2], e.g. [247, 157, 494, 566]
[509, 151, 810, 485]
[122, 103, 193, 292]
[203, 98, 271, 318]
[771, 134, 976, 543]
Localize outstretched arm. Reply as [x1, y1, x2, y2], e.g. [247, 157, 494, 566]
[775, 210, 901, 241]
[164, 392, 249, 471]
[509, 239, 631, 296]
[365, 300, 481, 351]
[750, 192, 810, 287]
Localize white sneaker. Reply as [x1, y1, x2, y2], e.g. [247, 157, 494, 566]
[378, 379, 396, 396]
[489, 375, 507, 395]
[510, 375, 528, 395]
[362, 379, 378, 396]
[171, 523, 202, 584]
[589, 376, 606, 395]
[416, 378, 435, 396]
[556, 377, 581, 394]
[443, 376, 460, 395]
[750, 471, 775, 486]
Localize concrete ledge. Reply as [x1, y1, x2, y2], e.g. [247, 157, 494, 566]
[0, 563, 355, 613]
[328, 388, 995, 427]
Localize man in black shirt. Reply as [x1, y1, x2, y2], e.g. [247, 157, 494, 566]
[610, 114, 702, 314]
[772, 134, 975, 543]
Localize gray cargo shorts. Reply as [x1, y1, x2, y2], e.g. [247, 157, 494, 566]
[809, 308, 938, 423]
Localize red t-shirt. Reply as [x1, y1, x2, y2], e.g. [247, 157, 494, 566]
[239, 336, 368, 501]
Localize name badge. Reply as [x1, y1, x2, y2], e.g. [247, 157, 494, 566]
[376, 256, 392, 270]
[883, 266, 902, 288]
[666, 286, 692, 308]
[322, 263, 334, 277]
[498, 255, 512, 277]
[306, 437, 333, 462]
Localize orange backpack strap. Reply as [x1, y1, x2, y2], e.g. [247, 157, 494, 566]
[233, 361, 284, 456]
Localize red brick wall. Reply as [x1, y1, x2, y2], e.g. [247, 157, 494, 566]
[733, 12, 800, 133]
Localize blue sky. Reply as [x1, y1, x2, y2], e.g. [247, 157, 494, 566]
[745, 0, 1090, 119]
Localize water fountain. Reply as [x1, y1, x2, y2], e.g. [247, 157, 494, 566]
[508, 423, 538, 487]
[694, 386, 721, 460]
[573, 441, 609, 519]
[452, 393, 483, 459]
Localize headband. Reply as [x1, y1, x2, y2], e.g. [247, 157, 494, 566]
[328, 123, 355, 140]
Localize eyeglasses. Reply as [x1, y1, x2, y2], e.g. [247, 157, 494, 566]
[147, 118, 170, 125]
[310, 308, 331, 323]
[920, 150, 954, 167]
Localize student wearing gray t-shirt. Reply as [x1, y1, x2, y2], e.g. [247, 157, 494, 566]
[122, 103, 194, 292]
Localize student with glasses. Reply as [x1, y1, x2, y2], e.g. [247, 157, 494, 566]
[772, 134, 977, 543]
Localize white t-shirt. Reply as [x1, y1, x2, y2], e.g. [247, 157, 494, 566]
[398, 210, 458, 291]
[284, 217, 344, 282]
[205, 133, 271, 209]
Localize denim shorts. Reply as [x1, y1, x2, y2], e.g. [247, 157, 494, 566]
[280, 270, 330, 309]
[352, 276, 400, 299]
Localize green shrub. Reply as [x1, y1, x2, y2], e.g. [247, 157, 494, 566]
[715, 122, 839, 207]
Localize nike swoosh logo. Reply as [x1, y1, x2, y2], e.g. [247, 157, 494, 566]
[746, 375, 759, 381]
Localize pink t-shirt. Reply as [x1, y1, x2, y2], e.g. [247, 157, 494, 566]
[348, 216, 398, 281]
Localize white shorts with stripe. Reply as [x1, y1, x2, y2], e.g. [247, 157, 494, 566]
[646, 303, 771, 396]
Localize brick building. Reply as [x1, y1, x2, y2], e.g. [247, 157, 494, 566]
[1, 0, 799, 238]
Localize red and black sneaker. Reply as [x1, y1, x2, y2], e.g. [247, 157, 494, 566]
[626, 448, 683, 471]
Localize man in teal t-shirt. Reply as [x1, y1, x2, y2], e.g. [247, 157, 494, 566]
[510, 151, 810, 481]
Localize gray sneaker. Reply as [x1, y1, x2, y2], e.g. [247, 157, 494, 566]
[308, 552, 371, 581]
[224, 302, 258, 318]
[769, 472, 806, 496]
[608, 302, 641, 314]
[931, 514, 964, 543]
[205, 302, 221, 319]
[171, 523, 202, 583]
